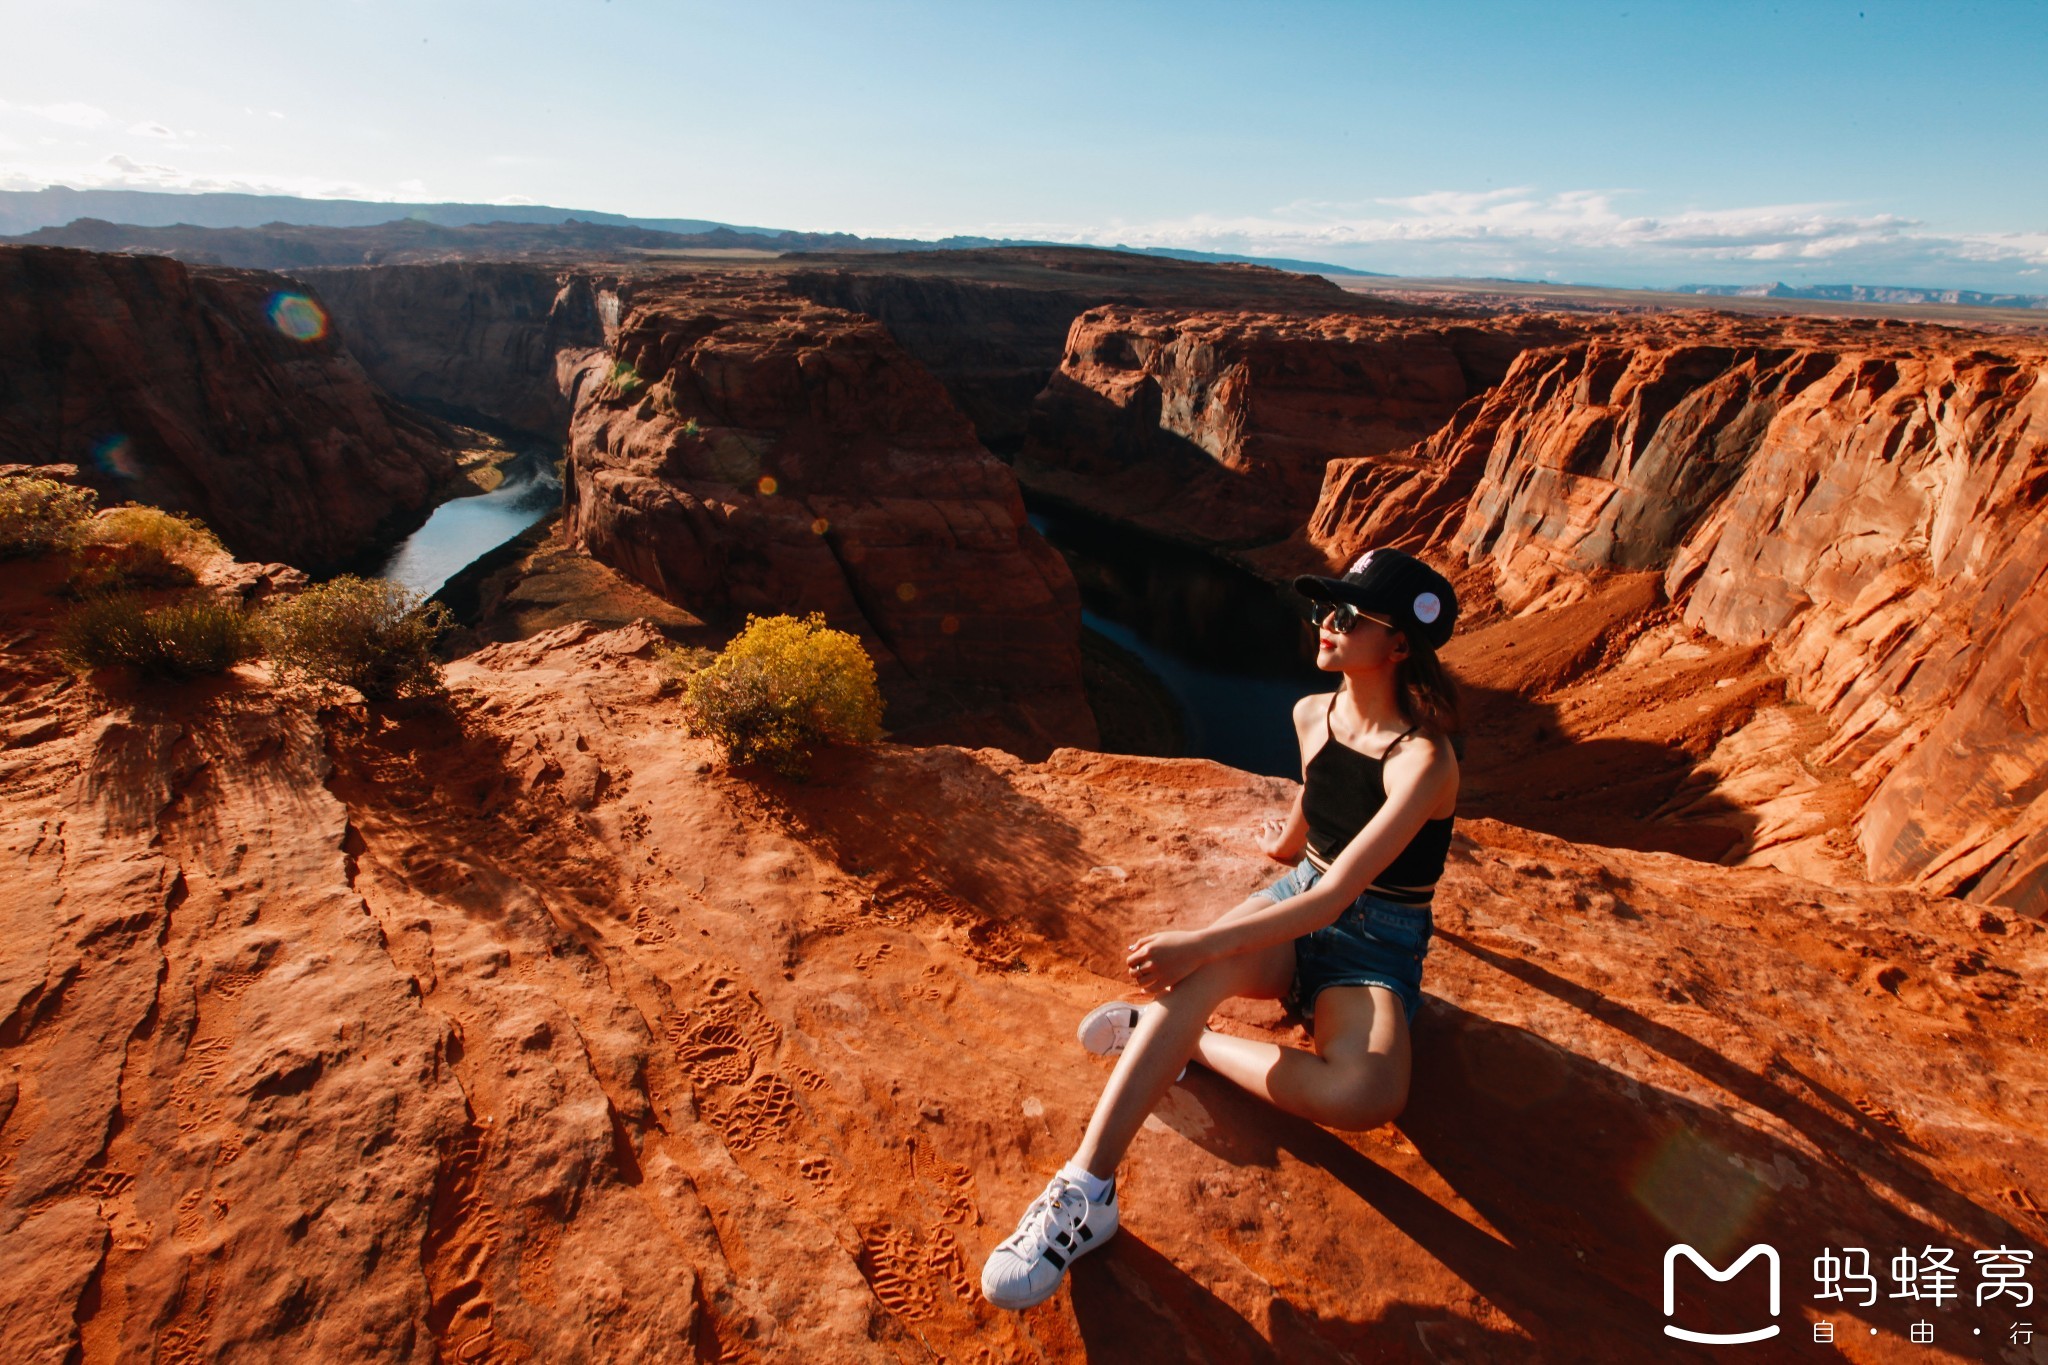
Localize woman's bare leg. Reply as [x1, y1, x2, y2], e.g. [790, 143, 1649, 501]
[1191, 984, 1412, 1131]
[1070, 934, 1295, 1178]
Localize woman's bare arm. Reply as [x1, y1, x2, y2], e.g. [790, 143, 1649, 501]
[1128, 732, 1456, 988]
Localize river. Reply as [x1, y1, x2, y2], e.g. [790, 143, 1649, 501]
[378, 447, 562, 599]
[376, 467, 1324, 780]
[1029, 503, 1327, 780]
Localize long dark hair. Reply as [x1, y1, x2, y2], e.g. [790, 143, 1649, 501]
[1394, 633, 1462, 737]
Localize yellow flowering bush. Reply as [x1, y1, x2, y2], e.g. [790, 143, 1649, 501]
[74, 504, 222, 590]
[0, 475, 96, 558]
[681, 613, 883, 775]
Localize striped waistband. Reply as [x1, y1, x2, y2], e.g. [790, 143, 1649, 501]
[1301, 851, 1435, 905]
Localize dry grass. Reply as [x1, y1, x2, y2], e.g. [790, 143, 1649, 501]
[262, 575, 453, 701]
[56, 593, 261, 680]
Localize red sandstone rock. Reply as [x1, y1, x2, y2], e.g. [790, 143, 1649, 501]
[306, 262, 619, 437]
[563, 276, 1097, 758]
[1018, 307, 1581, 545]
[784, 247, 1380, 455]
[1304, 316, 2048, 914]
[0, 246, 459, 572]
[1, 585, 2041, 1362]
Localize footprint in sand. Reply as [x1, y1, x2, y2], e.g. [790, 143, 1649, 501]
[672, 1019, 757, 1089]
[910, 1136, 980, 1227]
[205, 969, 261, 1002]
[858, 1224, 939, 1323]
[798, 1154, 834, 1187]
[923, 1225, 977, 1301]
[173, 1189, 208, 1241]
[631, 904, 669, 945]
[1852, 1096, 1909, 1141]
[2000, 1186, 2046, 1222]
[712, 1074, 801, 1153]
[83, 1169, 134, 1198]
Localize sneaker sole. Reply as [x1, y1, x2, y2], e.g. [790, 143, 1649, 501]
[981, 1220, 1118, 1310]
[1076, 1001, 1142, 1056]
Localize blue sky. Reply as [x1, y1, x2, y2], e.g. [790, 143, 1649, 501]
[3, 0, 2044, 289]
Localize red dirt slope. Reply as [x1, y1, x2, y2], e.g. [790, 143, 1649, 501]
[1, 583, 2041, 1362]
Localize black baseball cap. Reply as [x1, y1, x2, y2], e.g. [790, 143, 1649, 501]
[1293, 547, 1458, 649]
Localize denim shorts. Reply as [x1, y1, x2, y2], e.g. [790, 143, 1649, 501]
[1256, 857, 1432, 1025]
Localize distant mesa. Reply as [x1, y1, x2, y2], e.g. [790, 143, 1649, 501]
[0, 186, 1374, 281]
[1676, 280, 2048, 310]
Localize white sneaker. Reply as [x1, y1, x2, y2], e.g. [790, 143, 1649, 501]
[980, 1174, 1119, 1310]
[1077, 1001, 1186, 1080]
[1076, 1001, 1144, 1056]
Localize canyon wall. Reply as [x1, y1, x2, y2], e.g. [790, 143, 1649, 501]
[784, 248, 1379, 458]
[306, 262, 617, 436]
[1306, 317, 2048, 913]
[783, 267, 1100, 456]
[2, 588, 2042, 1362]
[0, 246, 458, 571]
[1019, 307, 1582, 546]
[564, 275, 1097, 757]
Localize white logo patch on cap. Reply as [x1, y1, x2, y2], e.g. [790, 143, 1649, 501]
[1348, 550, 1376, 575]
[1413, 592, 1442, 624]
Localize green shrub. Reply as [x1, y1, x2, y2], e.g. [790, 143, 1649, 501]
[56, 593, 261, 680]
[681, 613, 883, 775]
[71, 505, 223, 591]
[0, 476, 97, 558]
[263, 575, 453, 701]
[654, 642, 717, 694]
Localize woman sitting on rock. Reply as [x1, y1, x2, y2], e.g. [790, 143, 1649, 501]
[981, 547, 1462, 1311]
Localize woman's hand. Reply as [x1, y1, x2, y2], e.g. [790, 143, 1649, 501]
[1126, 929, 1211, 995]
[1255, 816, 1296, 863]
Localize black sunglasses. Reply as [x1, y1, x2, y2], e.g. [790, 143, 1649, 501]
[1315, 602, 1394, 635]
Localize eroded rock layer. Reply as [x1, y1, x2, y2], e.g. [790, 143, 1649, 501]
[1, 597, 2041, 1363]
[563, 275, 1096, 757]
[1306, 316, 2048, 913]
[784, 247, 1379, 456]
[1018, 307, 1581, 545]
[0, 246, 458, 572]
[306, 262, 618, 437]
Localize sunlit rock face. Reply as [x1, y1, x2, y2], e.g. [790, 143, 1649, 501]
[306, 262, 618, 437]
[1018, 306, 1582, 546]
[1308, 314, 2048, 912]
[782, 247, 1370, 457]
[0, 245, 457, 571]
[2, 585, 2041, 1363]
[563, 275, 1096, 758]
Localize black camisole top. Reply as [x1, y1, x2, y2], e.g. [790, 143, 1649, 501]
[1301, 693, 1453, 902]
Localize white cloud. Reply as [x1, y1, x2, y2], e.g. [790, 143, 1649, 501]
[4, 100, 114, 129]
[924, 190, 2048, 291]
[126, 121, 178, 140]
[0, 155, 434, 203]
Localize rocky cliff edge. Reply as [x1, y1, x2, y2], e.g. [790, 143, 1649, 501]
[1, 568, 2041, 1362]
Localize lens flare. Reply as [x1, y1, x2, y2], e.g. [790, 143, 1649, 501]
[757, 475, 778, 496]
[940, 614, 960, 635]
[810, 517, 830, 536]
[895, 582, 918, 602]
[1630, 1128, 1770, 1259]
[265, 291, 328, 342]
[89, 434, 142, 480]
